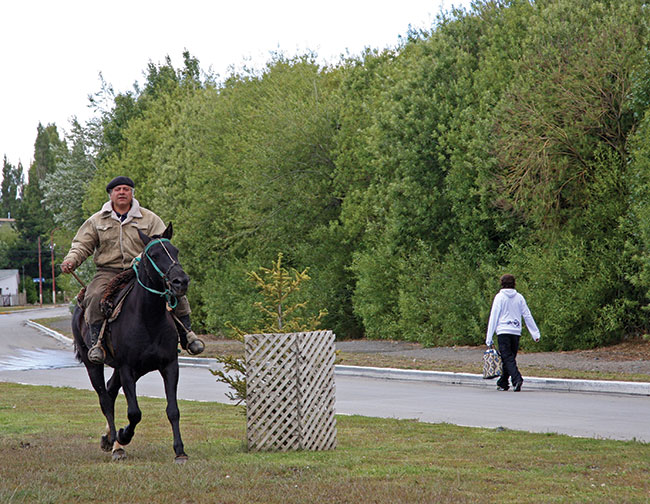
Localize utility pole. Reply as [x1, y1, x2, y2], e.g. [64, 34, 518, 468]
[37, 236, 43, 307]
[50, 230, 56, 304]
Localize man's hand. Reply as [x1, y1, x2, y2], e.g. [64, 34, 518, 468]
[60, 261, 75, 274]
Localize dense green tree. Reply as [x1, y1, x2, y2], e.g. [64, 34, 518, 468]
[494, 0, 644, 227]
[83, 51, 210, 213]
[330, 48, 405, 340]
[1, 156, 23, 219]
[486, 0, 648, 348]
[333, 3, 511, 342]
[175, 55, 348, 335]
[11, 123, 62, 280]
[625, 103, 650, 331]
[0, 219, 18, 270]
[30, 123, 65, 184]
[329, 0, 649, 348]
[42, 119, 97, 230]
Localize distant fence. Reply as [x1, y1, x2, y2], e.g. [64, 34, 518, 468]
[1, 293, 26, 306]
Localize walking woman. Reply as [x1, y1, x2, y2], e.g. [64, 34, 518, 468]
[486, 274, 540, 392]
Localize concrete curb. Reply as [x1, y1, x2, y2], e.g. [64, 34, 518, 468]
[335, 365, 650, 396]
[27, 320, 650, 396]
[178, 356, 220, 368]
[26, 320, 74, 346]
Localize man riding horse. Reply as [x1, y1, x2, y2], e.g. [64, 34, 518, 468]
[61, 176, 204, 364]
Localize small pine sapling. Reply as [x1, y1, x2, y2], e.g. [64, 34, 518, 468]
[211, 253, 327, 404]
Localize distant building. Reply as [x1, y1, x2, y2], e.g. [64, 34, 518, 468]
[0, 269, 20, 306]
[0, 217, 15, 229]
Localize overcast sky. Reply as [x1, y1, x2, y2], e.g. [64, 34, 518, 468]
[1, 0, 470, 172]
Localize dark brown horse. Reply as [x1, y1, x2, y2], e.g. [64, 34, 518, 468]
[73, 223, 189, 462]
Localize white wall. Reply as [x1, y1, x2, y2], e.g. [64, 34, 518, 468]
[0, 270, 19, 296]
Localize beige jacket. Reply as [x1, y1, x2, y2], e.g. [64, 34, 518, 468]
[64, 198, 167, 270]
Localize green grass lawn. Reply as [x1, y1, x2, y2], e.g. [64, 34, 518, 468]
[0, 382, 648, 503]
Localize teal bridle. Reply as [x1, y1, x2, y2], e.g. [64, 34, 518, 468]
[132, 238, 183, 309]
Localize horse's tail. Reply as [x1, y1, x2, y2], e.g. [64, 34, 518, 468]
[73, 341, 83, 363]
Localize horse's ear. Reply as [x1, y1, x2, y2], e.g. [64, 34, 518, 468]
[138, 229, 152, 245]
[162, 222, 173, 240]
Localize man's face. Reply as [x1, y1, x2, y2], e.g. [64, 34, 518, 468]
[110, 184, 133, 208]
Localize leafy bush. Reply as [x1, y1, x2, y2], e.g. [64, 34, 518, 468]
[508, 238, 631, 351]
[397, 245, 499, 347]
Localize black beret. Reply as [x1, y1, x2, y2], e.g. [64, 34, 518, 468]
[106, 176, 135, 193]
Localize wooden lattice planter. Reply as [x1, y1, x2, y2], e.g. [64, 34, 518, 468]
[245, 330, 337, 451]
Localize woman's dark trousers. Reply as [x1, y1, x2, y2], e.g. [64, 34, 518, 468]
[496, 333, 522, 389]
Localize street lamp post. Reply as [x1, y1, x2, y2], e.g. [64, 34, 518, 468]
[50, 230, 56, 305]
[37, 236, 43, 307]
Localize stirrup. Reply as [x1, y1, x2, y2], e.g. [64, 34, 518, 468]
[88, 320, 107, 364]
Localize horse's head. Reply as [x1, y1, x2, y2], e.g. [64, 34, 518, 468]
[137, 222, 190, 298]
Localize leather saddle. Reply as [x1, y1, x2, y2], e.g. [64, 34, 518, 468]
[100, 269, 136, 322]
[75, 269, 136, 322]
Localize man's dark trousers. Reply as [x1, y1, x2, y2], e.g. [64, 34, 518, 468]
[496, 333, 522, 389]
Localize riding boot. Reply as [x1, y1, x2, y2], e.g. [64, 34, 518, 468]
[88, 322, 106, 365]
[176, 314, 205, 355]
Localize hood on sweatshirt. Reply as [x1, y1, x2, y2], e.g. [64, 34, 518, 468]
[501, 288, 517, 298]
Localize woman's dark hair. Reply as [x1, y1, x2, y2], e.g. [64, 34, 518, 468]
[500, 274, 515, 289]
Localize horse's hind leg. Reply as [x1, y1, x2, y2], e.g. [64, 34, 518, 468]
[116, 366, 141, 449]
[160, 361, 187, 462]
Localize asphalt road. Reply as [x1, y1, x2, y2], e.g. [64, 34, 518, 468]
[1, 306, 649, 443]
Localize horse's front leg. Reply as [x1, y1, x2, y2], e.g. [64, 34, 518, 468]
[160, 361, 187, 463]
[115, 366, 141, 458]
[103, 370, 123, 456]
[85, 364, 118, 454]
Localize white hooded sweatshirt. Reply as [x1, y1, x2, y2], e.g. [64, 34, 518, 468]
[486, 288, 540, 346]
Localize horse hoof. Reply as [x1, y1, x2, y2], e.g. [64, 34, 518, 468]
[112, 448, 126, 461]
[100, 435, 112, 452]
[174, 455, 188, 465]
[117, 428, 132, 446]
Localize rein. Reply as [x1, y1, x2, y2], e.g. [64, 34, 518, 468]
[132, 238, 180, 308]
